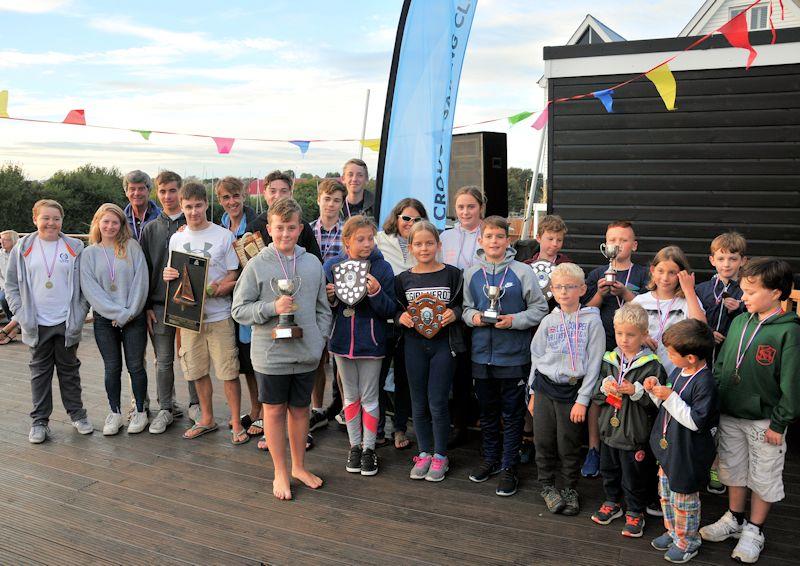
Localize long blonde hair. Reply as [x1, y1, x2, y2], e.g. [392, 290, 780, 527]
[89, 203, 131, 258]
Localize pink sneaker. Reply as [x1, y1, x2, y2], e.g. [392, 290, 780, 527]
[410, 454, 432, 480]
[425, 455, 449, 482]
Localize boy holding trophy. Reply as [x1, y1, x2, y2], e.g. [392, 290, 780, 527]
[232, 197, 332, 501]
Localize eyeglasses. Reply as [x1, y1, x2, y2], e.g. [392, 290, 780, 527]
[400, 215, 423, 223]
[551, 284, 582, 292]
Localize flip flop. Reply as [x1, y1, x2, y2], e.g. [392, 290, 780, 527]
[240, 414, 254, 430]
[182, 422, 218, 439]
[247, 418, 264, 437]
[232, 428, 250, 445]
[374, 436, 390, 448]
[306, 433, 314, 451]
[257, 435, 269, 451]
[0, 329, 13, 345]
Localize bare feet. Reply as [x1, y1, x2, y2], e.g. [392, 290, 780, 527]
[273, 472, 292, 500]
[292, 467, 323, 489]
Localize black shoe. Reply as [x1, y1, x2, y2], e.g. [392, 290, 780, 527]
[561, 488, 580, 516]
[309, 410, 328, 432]
[360, 448, 378, 476]
[346, 446, 362, 473]
[469, 460, 501, 483]
[646, 502, 664, 517]
[541, 485, 565, 514]
[495, 468, 518, 497]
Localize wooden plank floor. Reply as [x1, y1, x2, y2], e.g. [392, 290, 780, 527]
[1, 326, 799, 565]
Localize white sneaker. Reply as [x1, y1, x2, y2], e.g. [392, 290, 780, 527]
[731, 521, 765, 563]
[127, 411, 149, 434]
[72, 417, 94, 435]
[148, 409, 174, 434]
[103, 413, 124, 436]
[700, 510, 742, 542]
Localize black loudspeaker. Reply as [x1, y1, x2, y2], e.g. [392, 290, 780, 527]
[448, 131, 508, 219]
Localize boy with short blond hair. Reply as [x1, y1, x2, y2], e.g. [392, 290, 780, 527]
[701, 258, 799, 564]
[529, 262, 605, 515]
[591, 302, 667, 537]
[232, 197, 332, 501]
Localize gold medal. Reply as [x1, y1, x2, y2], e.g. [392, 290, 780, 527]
[45, 281, 53, 289]
[343, 307, 355, 317]
[732, 369, 741, 384]
[610, 416, 621, 428]
[110, 283, 117, 292]
[568, 376, 577, 385]
[659, 437, 668, 450]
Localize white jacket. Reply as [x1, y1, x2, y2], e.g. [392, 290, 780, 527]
[375, 231, 416, 275]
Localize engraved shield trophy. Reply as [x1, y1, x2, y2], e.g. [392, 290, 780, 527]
[530, 260, 555, 300]
[407, 293, 447, 338]
[332, 259, 370, 317]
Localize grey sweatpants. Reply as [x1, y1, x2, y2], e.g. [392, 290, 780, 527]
[29, 323, 87, 426]
[335, 355, 382, 450]
[150, 303, 198, 411]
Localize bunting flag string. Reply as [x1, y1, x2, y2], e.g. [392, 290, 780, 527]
[133, 129, 151, 140]
[645, 64, 677, 111]
[212, 137, 235, 154]
[507, 111, 533, 125]
[719, 10, 758, 69]
[591, 89, 615, 113]
[290, 140, 310, 156]
[360, 138, 381, 152]
[63, 109, 86, 125]
[531, 103, 550, 130]
[0, 90, 8, 118]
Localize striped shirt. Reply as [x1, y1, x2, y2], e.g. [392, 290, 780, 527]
[311, 218, 344, 264]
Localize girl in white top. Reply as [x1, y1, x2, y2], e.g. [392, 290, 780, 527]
[633, 246, 706, 375]
[440, 186, 483, 270]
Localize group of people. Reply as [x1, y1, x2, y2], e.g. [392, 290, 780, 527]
[2, 158, 798, 565]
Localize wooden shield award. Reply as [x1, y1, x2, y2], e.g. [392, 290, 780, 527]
[233, 232, 265, 268]
[530, 259, 554, 299]
[164, 251, 209, 332]
[332, 259, 370, 317]
[407, 293, 447, 338]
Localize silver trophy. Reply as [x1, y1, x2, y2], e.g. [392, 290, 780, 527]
[269, 277, 303, 339]
[480, 285, 505, 325]
[600, 243, 619, 283]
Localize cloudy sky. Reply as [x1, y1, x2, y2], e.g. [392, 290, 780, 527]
[0, 0, 701, 180]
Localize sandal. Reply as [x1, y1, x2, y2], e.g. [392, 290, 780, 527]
[393, 431, 413, 450]
[182, 422, 218, 439]
[257, 435, 269, 451]
[375, 436, 390, 448]
[306, 433, 314, 451]
[232, 428, 250, 445]
[0, 329, 14, 345]
[247, 418, 264, 437]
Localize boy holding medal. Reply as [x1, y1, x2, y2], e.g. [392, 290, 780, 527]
[645, 319, 718, 564]
[700, 258, 799, 564]
[591, 303, 667, 537]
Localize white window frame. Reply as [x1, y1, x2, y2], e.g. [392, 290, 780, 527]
[729, 5, 769, 30]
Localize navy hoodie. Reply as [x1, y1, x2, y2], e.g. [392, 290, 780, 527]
[323, 248, 396, 358]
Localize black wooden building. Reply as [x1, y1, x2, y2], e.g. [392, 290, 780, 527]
[542, 28, 800, 280]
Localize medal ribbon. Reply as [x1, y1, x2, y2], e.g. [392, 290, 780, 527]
[560, 309, 580, 372]
[273, 247, 297, 280]
[38, 237, 60, 284]
[615, 266, 633, 308]
[712, 275, 728, 304]
[661, 364, 707, 441]
[315, 220, 339, 261]
[734, 308, 783, 371]
[655, 296, 677, 342]
[130, 206, 147, 243]
[101, 245, 117, 286]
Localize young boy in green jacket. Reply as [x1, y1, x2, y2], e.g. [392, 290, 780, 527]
[700, 258, 800, 564]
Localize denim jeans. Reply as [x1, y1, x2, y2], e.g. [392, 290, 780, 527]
[94, 313, 148, 412]
[149, 303, 198, 411]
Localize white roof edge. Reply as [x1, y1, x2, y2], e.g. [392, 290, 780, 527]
[679, 0, 718, 37]
[566, 14, 626, 45]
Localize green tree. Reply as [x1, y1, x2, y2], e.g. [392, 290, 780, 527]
[41, 164, 124, 233]
[292, 177, 319, 221]
[506, 168, 543, 216]
[0, 164, 42, 232]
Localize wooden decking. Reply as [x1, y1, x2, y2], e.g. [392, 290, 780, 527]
[1, 326, 799, 566]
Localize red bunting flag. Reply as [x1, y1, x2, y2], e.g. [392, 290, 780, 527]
[531, 103, 550, 130]
[212, 137, 235, 154]
[63, 109, 86, 125]
[719, 10, 758, 69]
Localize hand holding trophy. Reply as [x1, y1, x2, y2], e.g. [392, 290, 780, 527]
[270, 277, 303, 339]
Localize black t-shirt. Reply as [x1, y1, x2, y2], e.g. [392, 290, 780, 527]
[583, 263, 649, 350]
[394, 264, 463, 341]
[245, 213, 322, 261]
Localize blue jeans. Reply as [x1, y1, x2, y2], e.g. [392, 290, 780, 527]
[474, 373, 526, 470]
[405, 333, 454, 456]
[94, 313, 148, 412]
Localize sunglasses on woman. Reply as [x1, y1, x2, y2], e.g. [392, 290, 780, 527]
[399, 215, 423, 223]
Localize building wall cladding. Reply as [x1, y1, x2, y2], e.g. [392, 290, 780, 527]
[547, 62, 800, 280]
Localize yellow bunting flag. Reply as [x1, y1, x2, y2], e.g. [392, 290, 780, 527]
[645, 64, 677, 111]
[0, 90, 8, 118]
[360, 138, 380, 152]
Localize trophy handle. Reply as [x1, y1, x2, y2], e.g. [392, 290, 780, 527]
[269, 278, 279, 297]
[497, 285, 506, 299]
[291, 277, 302, 297]
[600, 243, 608, 258]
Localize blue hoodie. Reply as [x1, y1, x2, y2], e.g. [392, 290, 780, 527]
[323, 248, 396, 358]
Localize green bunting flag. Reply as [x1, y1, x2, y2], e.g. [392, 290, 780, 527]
[133, 130, 152, 140]
[507, 111, 533, 125]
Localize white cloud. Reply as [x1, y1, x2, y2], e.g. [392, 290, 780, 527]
[0, 0, 69, 13]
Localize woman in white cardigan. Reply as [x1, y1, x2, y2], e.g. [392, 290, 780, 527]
[374, 198, 428, 449]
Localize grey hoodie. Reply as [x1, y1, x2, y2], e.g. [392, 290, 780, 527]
[528, 305, 606, 406]
[231, 243, 332, 375]
[80, 240, 148, 326]
[5, 233, 89, 348]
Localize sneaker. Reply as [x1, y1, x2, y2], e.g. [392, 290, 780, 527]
[664, 544, 698, 564]
[730, 521, 764, 564]
[519, 437, 534, 464]
[335, 410, 347, 429]
[360, 448, 378, 476]
[309, 409, 328, 432]
[148, 409, 174, 434]
[699, 510, 742, 542]
[103, 413, 124, 436]
[652, 532, 674, 551]
[561, 488, 580, 516]
[410, 454, 433, 480]
[72, 417, 94, 435]
[29, 424, 50, 444]
[188, 404, 201, 424]
[541, 485, 565, 514]
[171, 402, 184, 418]
[468, 460, 500, 483]
[707, 468, 726, 495]
[591, 501, 623, 525]
[621, 512, 645, 538]
[127, 411, 149, 434]
[346, 445, 362, 473]
[425, 455, 449, 482]
[581, 447, 600, 477]
[495, 468, 518, 497]
[647, 502, 664, 517]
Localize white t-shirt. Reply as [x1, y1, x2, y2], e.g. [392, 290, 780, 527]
[633, 291, 705, 376]
[28, 238, 74, 326]
[168, 223, 239, 323]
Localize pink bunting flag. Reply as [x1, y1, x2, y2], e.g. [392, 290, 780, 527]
[719, 10, 758, 69]
[531, 103, 550, 130]
[212, 137, 235, 154]
[63, 109, 86, 125]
